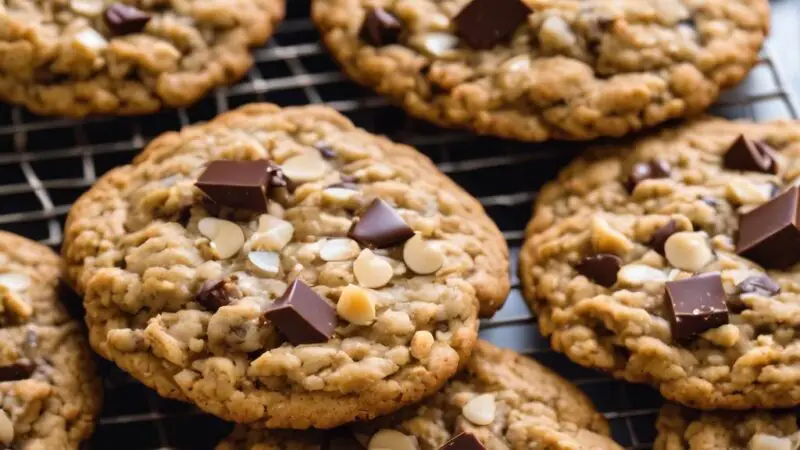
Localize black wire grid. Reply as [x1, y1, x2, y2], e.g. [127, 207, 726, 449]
[1, 2, 798, 449]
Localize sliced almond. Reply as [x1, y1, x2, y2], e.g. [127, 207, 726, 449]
[0, 274, 30, 291]
[320, 239, 360, 262]
[198, 217, 245, 259]
[248, 251, 280, 276]
[337, 285, 376, 325]
[70, 0, 104, 16]
[403, 234, 443, 275]
[353, 249, 393, 289]
[617, 264, 667, 286]
[368, 429, 418, 450]
[462, 393, 496, 426]
[280, 152, 327, 183]
[256, 215, 294, 250]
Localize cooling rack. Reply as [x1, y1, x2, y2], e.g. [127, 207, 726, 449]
[1, 1, 798, 449]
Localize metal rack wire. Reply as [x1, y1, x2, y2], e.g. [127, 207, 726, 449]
[1, 1, 798, 448]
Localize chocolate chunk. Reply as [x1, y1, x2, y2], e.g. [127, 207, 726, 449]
[736, 186, 800, 269]
[0, 359, 36, 381]
[649, 220, 680, 255]
[722, 135, 778, 174]
[196, 160, 271, 212]
[360, 8, 403, 47]
[626, 160, 671, 192]
[737, 275, 781, 297]
[575, 254, 622, 287]
[195, 279, 232, 311]
[665, 273, 729, 340]
[104, 3, 151, 35]
[439, 432, 485, 450]
[177, 206, 192, 227]
[264, 280, 337, 345]
[454, 0, 532, 50]
[322, 428, 364, 450]
[348, 199, 414, 249]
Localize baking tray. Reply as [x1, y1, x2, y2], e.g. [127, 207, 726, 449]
[1, 1, 798, 448]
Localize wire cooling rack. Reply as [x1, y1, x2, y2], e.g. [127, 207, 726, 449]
[1, 1, 799, 449]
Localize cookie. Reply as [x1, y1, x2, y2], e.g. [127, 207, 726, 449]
[655, 404, 800, 450]
[520, 117, 800, 410]
[311, 0, 768, 142]
[0, 0, 285, 117]
[0, 231, 102, 448]
[62, 103, 509, 429]
[216, 340, 621, 450]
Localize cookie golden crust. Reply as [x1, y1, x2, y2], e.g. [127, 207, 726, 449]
[62, 103, 509, 429]
[312, 0, 768, 142]
[216, 341, 621, 450]
[0, 232, 102, 449]
[0, 0, 285, 117]
[520, 117, 800, 410]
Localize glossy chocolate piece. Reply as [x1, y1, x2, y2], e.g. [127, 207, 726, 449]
[736, 186, 800, 269]
[575, 254, 622, 287]
[626, 160, 671, 192]
[439, 432, 485, 450]
[665, 273, 729, 340]
[195, 278, 232, 311]
[104, 3, 151, 35]
[454, 0, 532, 50]
[264, 280, 337, 345]
[722, 135, 778, 174]
[0, 359, 36, 381]
[348, 199, 414, 249]
[360, 8, 403, 47]
[196, 160, 271, 212]
[649, 220, 680, 255]
[736, 274, 781, 297]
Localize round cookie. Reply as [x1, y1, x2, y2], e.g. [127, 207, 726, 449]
[520, 117, 800, 410]
[216, 340, 621, 450]
[312, 0, 768, 142]
[0, 0, 285, 117]
[655, 404, 800, 450]
[62, 103, 509, 428]
[0, 231, 102, 449]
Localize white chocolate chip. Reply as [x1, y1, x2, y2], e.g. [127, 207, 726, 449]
[591, 217, 633, 255]
[73, 28, 108, 57]
[462, 393, 496, 426]
[197, 218, 245, 259]
[749, 434, 792, 450]
[0, 274, 30, 292]
[1, 288, 32, 321]
[320, 239, 360, 262]
[248, 251, 280, 276]
[353, 249, 394, 288]
[0, 409, 12, 446]
[410, 330, 434, 359]
[417, 32, 459, 56]
[256, 215, 294, 250]
[337, 285, 376, 325]
[726, 179, 773, 205]
[368, 430, 418, 450]
[322, 187, 359, 203]
[617, 264, 667, 285]
[664, 231, 714, 272]
[280, 152, 327, 183]
[402, 234, 443, 275]
[70, 0, 104, 15]
[539, 16, 577, 50]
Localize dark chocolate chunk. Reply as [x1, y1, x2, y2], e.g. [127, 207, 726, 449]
[736, 275, 781, 297]
[575, 254, 622, 287]
[722, 135, 778, 174]
[0, 359, 36, 382]
[348, 199, 414, 249]
[177, 206, 192, 227]
[736, 186, 800, 269]
[649, 220, 680, 255]
[104, 3, 151, 35]
[626, 160, 671, 192]
[264, 280, 336, 345]
[454, 0, 532, 50]
[439, 432, 485, 450]
[196, 279, 232, 311]
[360, 8, 403, 47]
[322, 428, 364, 450]
[665, 273, 729, 340]
[196, 160, 271, 212]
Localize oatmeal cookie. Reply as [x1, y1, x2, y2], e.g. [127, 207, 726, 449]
[0, 231, 102, 449]
[62, 103, 509, 429]
[655, 403, 800, 450]
[312, 0, 768, 142]
[520, 117, 800, 410]
[216, 340, 621, 450]
[0, 0, 285, 117]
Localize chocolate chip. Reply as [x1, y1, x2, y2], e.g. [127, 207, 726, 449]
[722, 135, 778, 174]
[454, 0, 532, 50]
[316, 144, 337, 160]
[0, 359, 36, 381]
[195, 279, 232, 311]
[626, 160, 671, 192]
[177, 206, 192, 227]
[665, 273, 729, 340]
[649, 220, 680, 255]
[104, 3, 151, 35]
[348, 199, 414, 249]
[736, 186, 800, 269]
[439, 432, 485, 450]
[737, 275, 781, 297]
[196, 160, 271, 212]
[575, 254, 622, 287]
[360, 8, 403, 47]
[264, 280, 337, 345]
[322, 428, 364, 450]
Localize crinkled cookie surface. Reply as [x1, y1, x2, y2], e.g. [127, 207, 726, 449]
[216, 341, 621, 450]
[62, 103, 509, 429]
[0, 0, 285, 117]
[312, 0, 768, 142]
[520, 117, 800, 410]
[0, 231, 102, 449]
